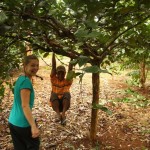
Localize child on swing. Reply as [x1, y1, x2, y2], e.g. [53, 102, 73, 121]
[50, 53, 73, 125]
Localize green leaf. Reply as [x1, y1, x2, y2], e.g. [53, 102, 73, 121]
[86, 31, 101, 38]
[93, 104, 112, 115]
[70, 55, 90, 67]
[85, 20, 98, 28]
[70, 59, 78, 65]
[66, 71, 84, 81]
[74, 27, 88, 39]
[0, 11, 8, 24]
[82, 66, 100, 73]
[82, 65, 111, 74]
[0, 25, 11, 35]
[77, 56, 90, 67]
[43, 52, 49, 58]
[66, 70, 76, 80]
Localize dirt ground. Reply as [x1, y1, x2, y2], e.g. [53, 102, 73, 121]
[0, 58, 150, 150]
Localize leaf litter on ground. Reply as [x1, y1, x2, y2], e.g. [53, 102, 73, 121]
[0, 59, 150, 150]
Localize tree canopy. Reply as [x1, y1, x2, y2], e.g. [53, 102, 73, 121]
[0, 0, 149, 62]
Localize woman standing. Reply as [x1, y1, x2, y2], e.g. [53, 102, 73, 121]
[8, 55, 40, 150]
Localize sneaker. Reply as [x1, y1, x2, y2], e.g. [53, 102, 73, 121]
[61, 116, 66, 126]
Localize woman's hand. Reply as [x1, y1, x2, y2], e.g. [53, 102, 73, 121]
[31, 125, 40, 138]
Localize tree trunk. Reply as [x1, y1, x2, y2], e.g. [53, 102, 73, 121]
[139, 60, 146, 89]
[90, 72, 100, 141]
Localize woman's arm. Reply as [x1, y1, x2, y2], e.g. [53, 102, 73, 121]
[21, 89, 40, 138]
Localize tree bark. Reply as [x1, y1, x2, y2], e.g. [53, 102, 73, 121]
[90, 72, 100, 141]
[139, 60, 146, 89]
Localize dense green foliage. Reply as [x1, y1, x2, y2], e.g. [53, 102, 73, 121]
[0, 0, 149, 60]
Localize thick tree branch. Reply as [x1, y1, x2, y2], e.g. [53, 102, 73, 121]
[81, 42, 100, 60]
[4, 35, 79, 59]
[20, 11, 76, 41]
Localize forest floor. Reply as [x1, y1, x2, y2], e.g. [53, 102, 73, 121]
[0, 58, 150, 150]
